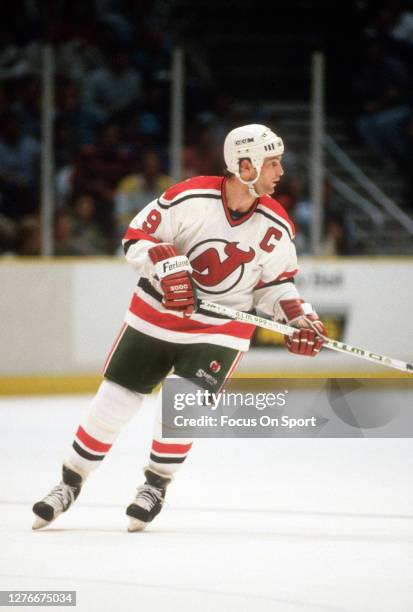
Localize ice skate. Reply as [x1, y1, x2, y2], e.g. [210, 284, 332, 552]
[126, 468, 171, 532]
[32, 465, 83, 530]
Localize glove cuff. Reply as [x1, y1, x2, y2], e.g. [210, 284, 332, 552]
[148, 243, 178, 264]
[153, 255, 192, 279]
[276, 299, 316, 323]
[148, 244, 192, 279]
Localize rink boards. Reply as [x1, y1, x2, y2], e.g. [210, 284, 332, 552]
[1, 257, 412, 394]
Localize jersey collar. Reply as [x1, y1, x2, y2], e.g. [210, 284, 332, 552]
[221, 178, 259, 227]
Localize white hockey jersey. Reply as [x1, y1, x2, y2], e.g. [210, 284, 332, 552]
[122, 175, 300, 351]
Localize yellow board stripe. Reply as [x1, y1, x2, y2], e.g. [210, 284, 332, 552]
[0, 369, 411, 396]
[0, 375, 103, 396]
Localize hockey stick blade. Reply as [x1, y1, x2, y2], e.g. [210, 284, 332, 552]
[200, 300, 413, 374]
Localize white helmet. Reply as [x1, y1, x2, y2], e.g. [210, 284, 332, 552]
[223, 124, 284, 196]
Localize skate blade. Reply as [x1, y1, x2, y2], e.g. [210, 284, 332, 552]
[128, 517, 148, 532]
[32, 516, 52, 530]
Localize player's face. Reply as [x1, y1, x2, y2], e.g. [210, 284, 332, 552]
[255, 156, 284, 195]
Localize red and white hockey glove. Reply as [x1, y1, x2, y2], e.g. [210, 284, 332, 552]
[148, 244, 197, 317]
[278, 299, 327, 357]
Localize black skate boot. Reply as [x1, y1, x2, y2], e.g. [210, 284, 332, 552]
[32, 465, 83, 530]
[126, 468, 171, 532]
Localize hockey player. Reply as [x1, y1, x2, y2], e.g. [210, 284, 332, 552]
[32, 124, 326, 532]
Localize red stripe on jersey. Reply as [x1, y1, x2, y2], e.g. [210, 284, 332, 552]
[254, 268, 298, 289]
[258, 195, 296, 237]
[123, 227, 161, 243]
[76, 426, 112, 452]
[129, 294, 255, 339]
[276, 269, 298, 281]
[152, 440, 192, 455]
[162, 176, 223, 203]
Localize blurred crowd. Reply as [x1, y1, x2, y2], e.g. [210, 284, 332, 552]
[0, 1, 177, 256]
[0, 39, 232, 254]
[0, 2, 412, 258]
[353, 5, 413, 175]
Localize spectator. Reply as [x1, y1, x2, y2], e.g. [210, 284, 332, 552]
[293, 181, 338, 255]
[115, 150, 172, 238]
[355, 42, 412, 169]
[275, 177, 305, 213]
[0, 110, 40, 221]
[54, 79, 103, 206]
[70, 193, 111, 255]
[54, 117, 77, 171]
[55, 78, 100, 148]
[53, 200, 111, 257]
[71, 122, 134, 233]
[95, 3, 136, 47]
[133, 110, 169, 168]
[82, 49, 142, 124]
[56, 40, 104, 82]
[12, 77, 42, 140]
[15, 215, 41, 256]
[54, 210, 80, 256]
[0, 213, 16, 254]
[183, 123, 222, 177]
[0, 84, 10, 116]
[320, 213, 351, 256]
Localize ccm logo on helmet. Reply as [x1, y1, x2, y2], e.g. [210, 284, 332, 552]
[235, 137, 254, 145]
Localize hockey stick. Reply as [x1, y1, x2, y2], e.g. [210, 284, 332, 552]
[200, 300, 413, 374]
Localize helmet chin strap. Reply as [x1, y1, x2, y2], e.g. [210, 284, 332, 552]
[236, 167, 261, 199]
[246, 182, 260, 198]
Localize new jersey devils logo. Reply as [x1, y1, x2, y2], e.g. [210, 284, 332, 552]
[188, 239, 255, 294]
[209, 360, 221, 373]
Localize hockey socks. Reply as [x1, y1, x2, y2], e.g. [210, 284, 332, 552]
[148, 387, 193, 477]
[66, 379, 144, 476]
[149, 439, 193, 474]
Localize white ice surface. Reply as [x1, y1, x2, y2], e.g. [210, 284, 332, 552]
[1, 394, 413, 612]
